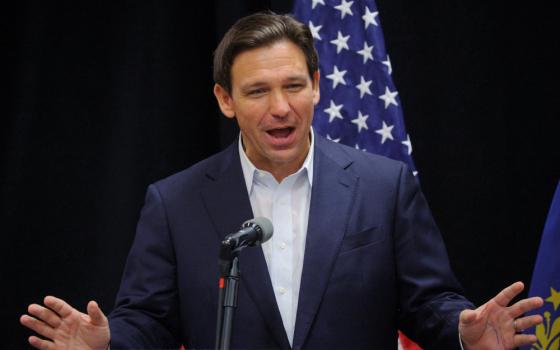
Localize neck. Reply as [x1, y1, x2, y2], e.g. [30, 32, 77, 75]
[267, 153, 308, 182]
[241, 136, 311, 183]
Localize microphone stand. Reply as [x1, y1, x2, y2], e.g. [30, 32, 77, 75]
[215, 218, 272, 350]
[215, 241, 240, 350]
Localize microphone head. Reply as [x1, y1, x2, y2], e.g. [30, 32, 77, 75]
[245, 217, 273, 243]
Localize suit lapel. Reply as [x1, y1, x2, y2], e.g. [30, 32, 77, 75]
[292, 137, 357, 350]
[201, 142, 291, 349]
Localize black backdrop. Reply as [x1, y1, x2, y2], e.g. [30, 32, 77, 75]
[3, 1, 559, 348]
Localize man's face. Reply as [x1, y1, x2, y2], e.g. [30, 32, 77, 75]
[214, 40, 320, 178]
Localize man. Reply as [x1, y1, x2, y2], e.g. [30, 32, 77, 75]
[20, 12, 543, 350]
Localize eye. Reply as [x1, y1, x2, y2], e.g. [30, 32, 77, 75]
[247, 88, 267, 96]
[286, 83, 304, 91]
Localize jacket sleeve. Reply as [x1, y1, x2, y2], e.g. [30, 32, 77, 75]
[394, 164, 475, 349]
[108, 184, 181, 349]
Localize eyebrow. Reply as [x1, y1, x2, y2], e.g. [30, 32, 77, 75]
[240, 75, 309, 91]
[284, 75, 309, 83]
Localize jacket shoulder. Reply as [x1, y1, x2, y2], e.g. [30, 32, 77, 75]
[316, 135, 411, 183]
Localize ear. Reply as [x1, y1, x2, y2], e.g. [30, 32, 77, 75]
[312, 70, 320, 106]
[213, 84, 236, 119]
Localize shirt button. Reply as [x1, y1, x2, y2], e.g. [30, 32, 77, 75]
[278, 287, 286, 295]
[280, 242, 287, 250]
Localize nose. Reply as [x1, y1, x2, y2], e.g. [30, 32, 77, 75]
[269, 90, 290, 118]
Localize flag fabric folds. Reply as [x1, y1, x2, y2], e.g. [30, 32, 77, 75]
[521, 181, 560, 350]
[293, 1, 420, 349]
[293, 0, 416, 174]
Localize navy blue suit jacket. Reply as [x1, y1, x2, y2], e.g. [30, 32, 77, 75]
[109, 133, 474, 349]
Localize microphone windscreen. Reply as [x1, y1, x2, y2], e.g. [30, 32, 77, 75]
[248, 217, 273, 243]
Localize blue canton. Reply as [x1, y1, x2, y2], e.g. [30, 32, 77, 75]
[293, 0, 416, 174]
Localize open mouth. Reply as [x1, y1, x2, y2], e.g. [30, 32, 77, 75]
[265, 127, 296, 147]
[266, 127, 294, 139]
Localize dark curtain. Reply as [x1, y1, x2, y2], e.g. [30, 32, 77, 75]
[3, 1, 559, 348]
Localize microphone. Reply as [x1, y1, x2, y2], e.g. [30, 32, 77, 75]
[216, 218, 273, 349]
[222, 217, 273, 249]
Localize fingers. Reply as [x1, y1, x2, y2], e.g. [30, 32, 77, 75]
[493, 281, 524, 307]
[513, 333, 538, 348]
[20, 314, 55, 340]
[28, 335, 55, 350]
[20, 301, 63, 342]
[509, 296, 544, 318]
[459, 309, 477, 325]
[514, 314, 543, 332]
[27, 304, 62, 328]
[44, 295, 74, 318]
[87, 300, 107, 326]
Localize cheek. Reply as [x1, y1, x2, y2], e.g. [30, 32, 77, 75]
[291, 95, 316, 122]
[236, 101, 266, 129]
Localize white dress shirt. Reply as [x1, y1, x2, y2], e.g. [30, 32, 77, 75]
[238, 132, 314, 346]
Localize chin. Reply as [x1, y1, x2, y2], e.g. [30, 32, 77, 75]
[268, 150, 305, 165]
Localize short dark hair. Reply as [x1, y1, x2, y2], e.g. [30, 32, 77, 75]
[213, 12, 319, 94]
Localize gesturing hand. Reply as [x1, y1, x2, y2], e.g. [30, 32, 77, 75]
[459, 281, 544, 350]
[20, 296, 110, 350]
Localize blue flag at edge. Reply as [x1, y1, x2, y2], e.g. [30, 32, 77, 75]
[521, 182, 560, 350]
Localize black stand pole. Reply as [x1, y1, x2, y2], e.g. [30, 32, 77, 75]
[215, 277, 225, 349]
[216, 244, 240, 350]
[219, 257, 239, 350]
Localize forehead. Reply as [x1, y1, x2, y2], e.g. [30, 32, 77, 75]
[230, 40, 309, 88]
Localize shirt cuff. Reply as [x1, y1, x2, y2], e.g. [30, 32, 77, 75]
[459, 327, 466, 350]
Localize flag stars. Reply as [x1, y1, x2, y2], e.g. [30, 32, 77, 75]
[308, 21, 322, 41]
[334, 0, 354, 19]
[375, 121, 394, 144]
[296, 4, 418, 176]
[382, 55, 393, 75]
[378, 86, 399, 109]
[330, 31, 350, 54]
[356, 76, 373, 98]
[402, 134, 412, 155]
[326, 65, 347, 89]
[362, 6, 379, 29]
[295, 4, 415, 172]
[311, 0, 325, 10]
[351, 111, 369, 132]
[324, 100, 344, 122]
[357, 41, 374, 64]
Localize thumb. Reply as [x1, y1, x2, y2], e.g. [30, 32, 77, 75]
[460, 309, 477, 325]
[87, 300, 107, 326]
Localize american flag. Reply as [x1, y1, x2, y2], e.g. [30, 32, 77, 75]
[293, 1, 420, 349]
[293, 0, 416, 176]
